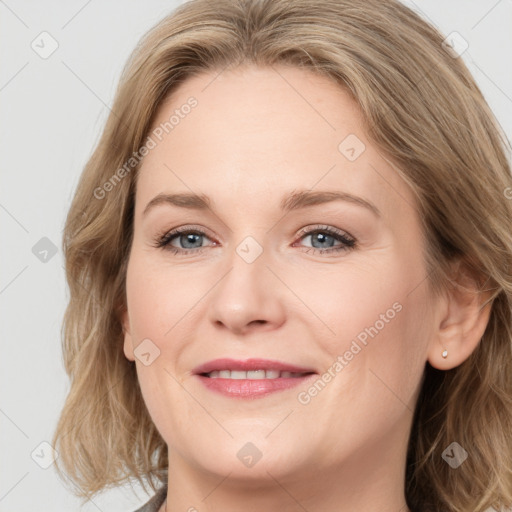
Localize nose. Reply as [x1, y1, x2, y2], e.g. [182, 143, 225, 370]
[206, 244, 286, 336]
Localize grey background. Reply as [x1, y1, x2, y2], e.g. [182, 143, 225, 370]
[1, 1, 511, 510]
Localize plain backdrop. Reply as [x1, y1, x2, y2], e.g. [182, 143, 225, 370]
[1, 0, 511, 510]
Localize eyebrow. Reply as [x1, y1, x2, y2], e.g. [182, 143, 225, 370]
[142, 189, 381, 217]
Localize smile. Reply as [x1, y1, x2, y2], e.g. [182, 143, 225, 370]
[204, 370, 311, 379]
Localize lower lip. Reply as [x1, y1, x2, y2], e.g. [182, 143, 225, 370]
[195, 374, 316, 398]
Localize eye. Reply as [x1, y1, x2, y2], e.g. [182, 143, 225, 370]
[153, 224, 356, 257]
[153, 225, 214, 256]
[294, 224, 356, 255]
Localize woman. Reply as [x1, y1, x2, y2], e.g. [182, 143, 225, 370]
[52, 0, 512, 511]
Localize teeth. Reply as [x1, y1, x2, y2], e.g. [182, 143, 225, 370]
[247, 370, 266, 379]
[205, 369, 307, 379]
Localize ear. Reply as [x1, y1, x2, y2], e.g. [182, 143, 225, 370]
[121, 307, 135, 362]
[427, 259, 493, 370]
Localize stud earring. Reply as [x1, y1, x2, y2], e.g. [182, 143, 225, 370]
[442, 349, 448, 358]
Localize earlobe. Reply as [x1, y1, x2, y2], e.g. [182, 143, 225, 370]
[427, 260, 493, 371]
[121, 309, 135, 362]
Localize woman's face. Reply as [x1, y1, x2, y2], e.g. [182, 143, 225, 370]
[122, 64, 437, 492]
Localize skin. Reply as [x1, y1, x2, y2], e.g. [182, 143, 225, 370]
[121, 64, 492, 512]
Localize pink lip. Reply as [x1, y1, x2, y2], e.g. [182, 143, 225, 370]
[196, 374, 316, 398]
[192, 358, 316, 375]
[192, 358, 317, 399]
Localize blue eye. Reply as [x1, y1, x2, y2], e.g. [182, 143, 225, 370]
[154, 224, 356, 257]
[295, 226, 356, 254]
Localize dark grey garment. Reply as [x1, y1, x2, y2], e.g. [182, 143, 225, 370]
[132, 485, 167, 512]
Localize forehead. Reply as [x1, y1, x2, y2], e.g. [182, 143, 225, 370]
[135, 65, 416, 223]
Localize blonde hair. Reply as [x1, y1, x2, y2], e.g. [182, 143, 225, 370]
[52, 0, 512, 510]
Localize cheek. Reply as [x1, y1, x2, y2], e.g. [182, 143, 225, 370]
[125, 256, 189, 441]
[125, 252, 196, 393]
[298, 258, 402, 341]
[125, 253, 189, 342]
[317, 252, 430, 374]
[351, 276, 431, 407]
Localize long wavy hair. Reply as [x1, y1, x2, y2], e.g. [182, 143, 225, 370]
[52, 0, 512, 510]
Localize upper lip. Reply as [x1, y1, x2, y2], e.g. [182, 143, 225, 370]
[193, 358, 317, 375]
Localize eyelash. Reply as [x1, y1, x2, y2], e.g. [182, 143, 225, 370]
[152, 224, 356, 257]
